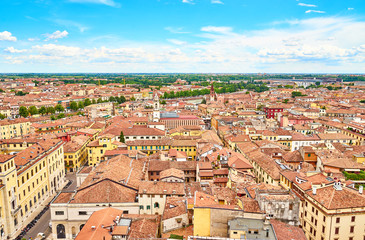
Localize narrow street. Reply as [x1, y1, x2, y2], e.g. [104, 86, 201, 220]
[22, 173, 77, 240]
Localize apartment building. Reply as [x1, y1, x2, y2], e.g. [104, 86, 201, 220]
[0, 139, 65, 239]
[63, 135, 90, 172]
[0, 119, 31, 140]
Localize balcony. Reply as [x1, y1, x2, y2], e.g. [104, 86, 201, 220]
[11, 205, 21, 215]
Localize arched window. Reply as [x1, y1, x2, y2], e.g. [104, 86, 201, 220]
[80, 224, 85, 231]
[57, 224, 66, 239]
[154, 202, 159, 208]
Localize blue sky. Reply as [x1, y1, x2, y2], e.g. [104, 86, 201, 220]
[0, 0, 364, 73]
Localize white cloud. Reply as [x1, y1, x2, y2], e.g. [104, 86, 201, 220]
[44, 30, 69, 41]
[53, 19, 89, 33]
[68, 0, 120, 7]
[211, 0, 223, 4]
[201, 26, 232, 34]
[168, 39, 187, 45]
[348, 8, 354, 11]
[3, 17, 365, 73]
[182, 0, 194, 4]
[165, 27, 190, 34]
[28, 38, 40, 42]
[0, 31, 17, 41]
[305, 10, 325, 14]
[298, 3, 317, 7]
[4, 47, 27, 53]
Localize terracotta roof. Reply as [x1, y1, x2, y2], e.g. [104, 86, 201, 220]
[148, 160, 196, 172]
[238, 198, 262, 213]
[160, 168, 185, 180]
[307, 185, 365, 209]
[270, 219, 307, 240]
[138, 181, 185, 195]
[71, 179, 137, 204]
[53, 192, 73, 204]
[80, 154, 146, 190]
[162, 197, 187, 220]
[75, 208, 123, 240]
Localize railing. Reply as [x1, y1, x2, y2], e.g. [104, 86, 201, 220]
[11, 205, 21, 215]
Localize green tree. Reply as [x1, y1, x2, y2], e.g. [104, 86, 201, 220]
[46, 107, 55, 114]
[15, 91, 27, 96]
[283, 99, 289, 104]
[84, 98, 92, 106]
[120, 131, 125, 143]
[70, 101, 78, 111]
[28, 106, 38, 115]
[57, 113, 65, 119]
[360, 100, 365, 103]
[78, 101, 84, 109]
[19, 106, 29, 118]
[97, 98, 102, 103]
[201, 98, 206, 104]
[292, 91, 303, 98]
[160, 100, 167, 105]
[0, 113, 6, 119]
[130, 97, 136, 101]
[0, 89, 4, 93]
[109, 96, 116, 102]
[39, 106, 46, 115]
[55, 104, 65, 112]
[50, 115, 56, 120]
[120, 96, 126, 103]
[92, 99, 96, 104]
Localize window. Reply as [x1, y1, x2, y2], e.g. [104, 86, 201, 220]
[351, 216, 355, 222]
[147, 205, 150, 210]
[78, 211, 87, 215]
[55, 211, 64, 215]
[350, 226, 354, 233]
[336, 217, 340, 223]
[323, 216, 326, 222]
[139, 206, 144, 210]
[154, 202, 159, 208]
[123, 210, 128, 214]
[335, 227, 339, 235]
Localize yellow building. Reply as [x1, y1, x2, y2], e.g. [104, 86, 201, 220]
[0, 139, 65, 239]
[127, 139, 171, 155]
[0, 118, 31, 140]
[0, 139, 38, 154]
[299, 183, 365, 240]
[342, 129, 364, 146]
[169, 125, 203, 137]
[354, 153, 365, 164]
[64, 135, 90, 172]
[87, 134, 120, 166]
[170, 139, 197, 160]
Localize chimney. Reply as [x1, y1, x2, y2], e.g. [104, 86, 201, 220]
[91, 226, 96, 230]
[360, 185, 363, 194]
[312, 186, 317, 195]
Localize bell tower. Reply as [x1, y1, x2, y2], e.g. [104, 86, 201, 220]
[153, 93, 160, 122]
[210, 82, 217, 102]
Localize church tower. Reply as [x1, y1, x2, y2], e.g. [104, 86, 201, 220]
[153, 93, 160, 122]
[210, 82, 217, 102]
